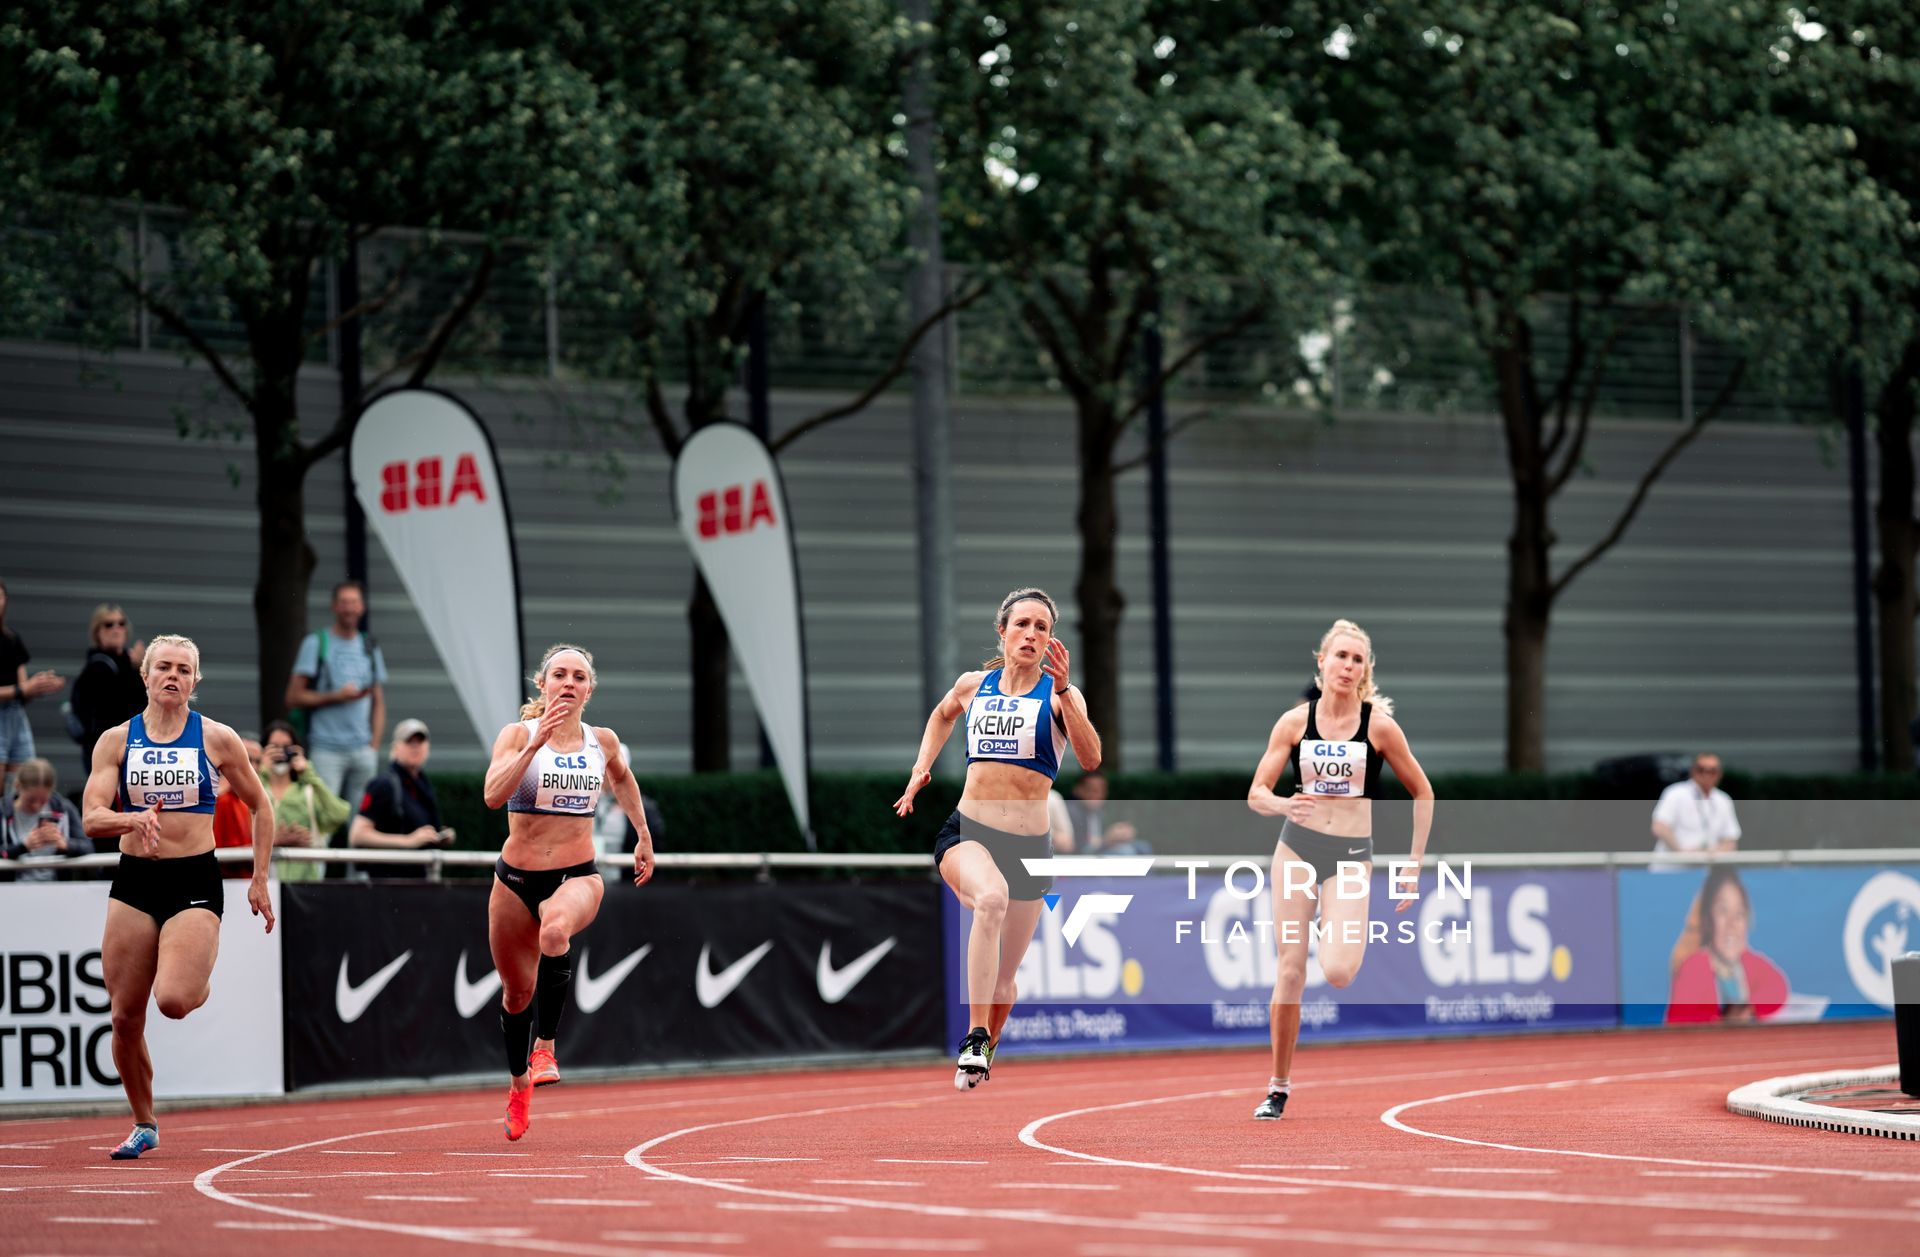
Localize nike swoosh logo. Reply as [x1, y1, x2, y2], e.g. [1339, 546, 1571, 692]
[575, 945, 652, 1014]
[335, 951, 412, 1024]
[694, 941, 773, 1009]
[454, 949, 503, 1019]
[816, 937, 896, 1005]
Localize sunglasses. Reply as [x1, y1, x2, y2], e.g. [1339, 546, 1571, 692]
[102, 619, 128, 628]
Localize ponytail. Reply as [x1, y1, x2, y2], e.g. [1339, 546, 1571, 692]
[1313, 619, 1393, 716]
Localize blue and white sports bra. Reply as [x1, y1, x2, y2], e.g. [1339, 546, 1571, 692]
[120, 711, 218, 815]
[507, 721, 608, 817]
[963, 669, 1066, 780]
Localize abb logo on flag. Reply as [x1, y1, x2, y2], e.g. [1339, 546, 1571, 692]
[379, 455, 488, 513]
[697, 480, 777, 539]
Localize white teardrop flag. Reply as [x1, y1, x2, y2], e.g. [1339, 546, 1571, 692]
[349, 389, 524, 751]
[672, 423, 812, 843]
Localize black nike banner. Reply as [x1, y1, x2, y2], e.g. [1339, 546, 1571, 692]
[280, 880, 944, 1089]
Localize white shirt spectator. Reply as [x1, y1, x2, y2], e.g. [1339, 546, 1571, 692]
[1651, 762, 1740, 867]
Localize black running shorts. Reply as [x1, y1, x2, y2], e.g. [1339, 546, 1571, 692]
[933, 811, 1053, 902]
[494, 857, 601, 921]
[108, 850, 224, 925]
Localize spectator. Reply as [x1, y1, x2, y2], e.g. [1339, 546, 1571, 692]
[285, 580, 387, 821]
[1650, 752, 1740, 869]
[350, 718, 453, 878]
[68, 603, 147, 780]
[1064, 770, 1151, 856]
[212, 733, 262, 879]
[256, 720, 347, 883]
[0, 578, 67, 797]
[1, 758, 93, 882]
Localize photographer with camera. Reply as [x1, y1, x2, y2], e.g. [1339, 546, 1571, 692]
[350, 718, 454, 879]
[1, 757, 93, 882]
[253, 720, 349, 883]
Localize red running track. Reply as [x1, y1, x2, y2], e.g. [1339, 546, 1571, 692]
[0, 1021, 1909, 1257]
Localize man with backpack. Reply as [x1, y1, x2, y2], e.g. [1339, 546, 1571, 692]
[285, 581, 388, 822]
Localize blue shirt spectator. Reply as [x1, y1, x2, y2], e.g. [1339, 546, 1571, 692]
[286, 581, 387, 816]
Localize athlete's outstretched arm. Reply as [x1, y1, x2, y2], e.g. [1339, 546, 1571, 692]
[599, 728, 654, 886]
[893, 672, 982, 816]
[1373, 713, 1435, 912]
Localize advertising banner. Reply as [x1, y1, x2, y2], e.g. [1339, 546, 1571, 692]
[1618, 862, 1918, 1026]
[0, 881, 283, 1103]
[350, 388, 524, 751]
[672, 423, 810, 840]
[943, 864, 1620, 1053]
[282, 880, 942, 1089]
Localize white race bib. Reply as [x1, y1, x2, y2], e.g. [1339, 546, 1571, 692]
[125, 744, 205, 809]
[966, 693, 1042, 761]
[1299, 739, 1367, 798]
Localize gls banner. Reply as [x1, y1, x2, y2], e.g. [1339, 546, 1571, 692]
[672, 423, 811, 843]
[0, 882, 284, 1102]
[943, 868, 1619, 1053]
[350, 389, 524, 752]
[282, 881, 941, 1088]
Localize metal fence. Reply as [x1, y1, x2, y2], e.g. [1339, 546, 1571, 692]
[5, 205, 1831, 424]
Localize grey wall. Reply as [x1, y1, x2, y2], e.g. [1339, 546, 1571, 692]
[0, 339, 1860, 779]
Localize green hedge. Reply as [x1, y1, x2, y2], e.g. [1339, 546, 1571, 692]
[424, 766, 1920, 857]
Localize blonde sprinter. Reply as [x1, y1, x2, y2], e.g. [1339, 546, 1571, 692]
[82, 635, 274, 1159]
[1246, 620, 1433, 1120]
[895, 588, 1102, 1088]
[483, 644, 655, 1141]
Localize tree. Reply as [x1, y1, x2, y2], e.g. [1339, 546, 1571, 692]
[1271, 3, 1895, 770]
[1787, 5, 1920, 769]
[2, 1, 622, 726]
[934, 0, 1351, 768]
[551, 0, 984, 770]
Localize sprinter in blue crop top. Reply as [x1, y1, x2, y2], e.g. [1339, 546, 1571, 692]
[481, 642, 656, 1142]
[893, 586, 1103, 1091]
[1245, 619, 1435, 1122]
[80, 634, 276, 1161]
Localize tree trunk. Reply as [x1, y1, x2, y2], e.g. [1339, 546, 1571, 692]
[1874, 352, 1919, 772]
[1075, 397, 1125, 772]
[255, 436, 315, 731]
[1495, 335, 1553, 773]
[689, 574, 731, 771]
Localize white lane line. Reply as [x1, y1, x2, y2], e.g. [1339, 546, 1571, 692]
[1192, 1187, 1311, 1196]
[226, 1192, 316, 1198]
[1380, 1056, 1920, 1183]
[996, 1182, 1120, 1191]
[0, 1142, 53, 1148]
[488, 1171, 587, 1178]
[812, 1179, 924, 1187]
[719, 1156, 819, 1162]
[0, 1164, 46, 1169]
[203, 1148, 275, 1153]
[367, 1195, 475, 1202]
[1425, 1167, 1558, 1176]
[1135, 1213, 1292, 1226]
[535, 1198, 654, 1208]
[1638, 1170, 1774, 1179]
[876, 1158, 987, 1165]
[1237, 1164, 1348, 1171]
[48, 1216, 154, 1225]
[446, 1151, 532, 1157]
[1651, 1223, 1838, 1241]
[601, 1233, 744, 1245]
[714, 1202, 850, 1213]
[1379, 1219, 1552, 1232]
[66, 1188, 158, 1195]
[1079, 1245, 1251, 1257]
[215, 1221, 334, 1231]
[823, 1240, 986, 1252]
[319, 1149, 396, 1156]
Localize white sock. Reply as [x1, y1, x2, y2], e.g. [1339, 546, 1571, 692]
[1267, 1076, 1290, 1095]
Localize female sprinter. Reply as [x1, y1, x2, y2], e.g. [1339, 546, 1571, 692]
[1246, 619, 1433, 1120]
[894, 587, 1102, 1089]
[482, 644, 655, 1141]
[81, 635, 275, 1159]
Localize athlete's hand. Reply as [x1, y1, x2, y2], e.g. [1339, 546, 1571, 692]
[532, 695, 573, 749]
[132, 801, 162, 856]
[893, 769, 932, 817]
[1393, 865, 1419, 913]
[1284, 793, 1318, 826]
[249, 874, 275, 933]
[1042, 638, 1071, 690]
[632, 834, 655, 887]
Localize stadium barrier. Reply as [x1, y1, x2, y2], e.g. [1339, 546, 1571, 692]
[3, 848, 1912, 1103]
